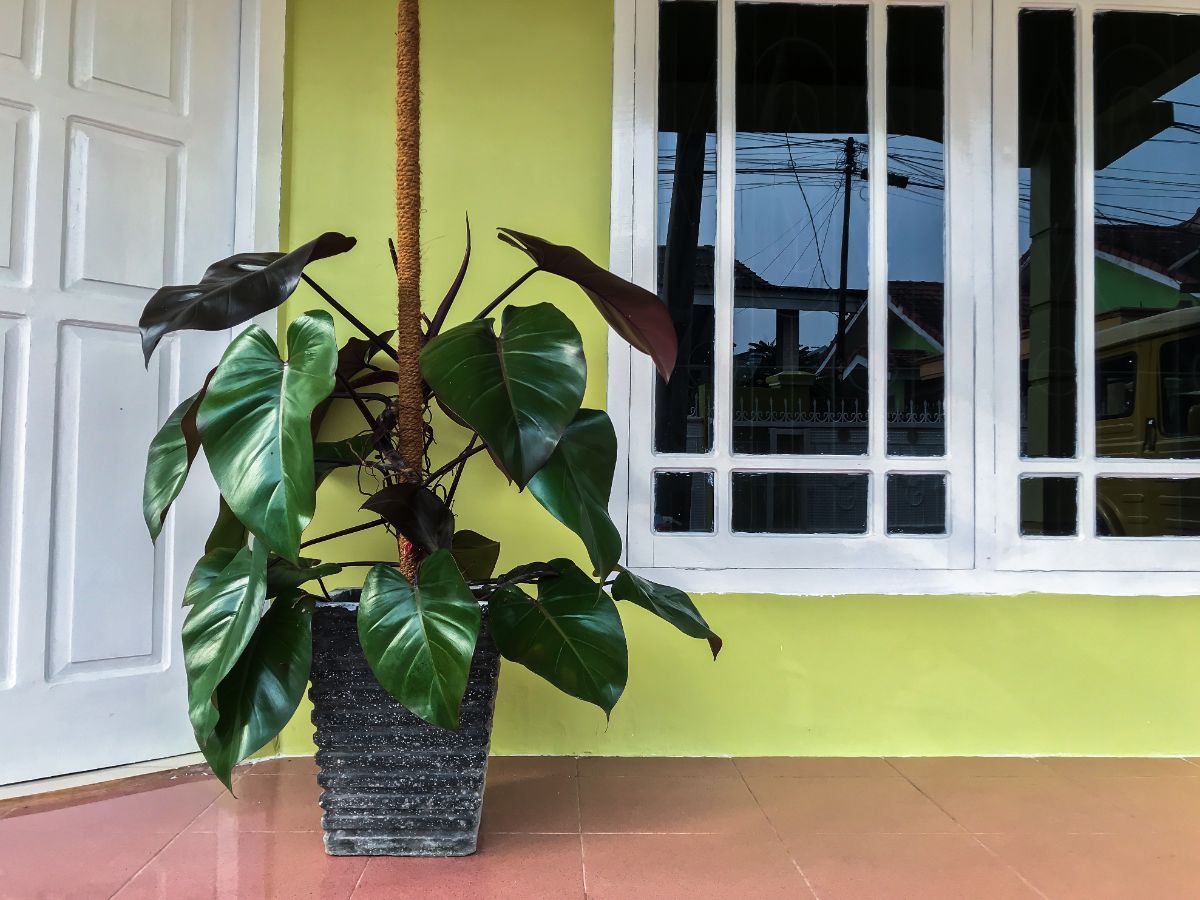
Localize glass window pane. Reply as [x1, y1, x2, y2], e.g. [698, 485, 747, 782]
[886, 473, 946, 535]
[1019, 10, 1078, 459]
[656, 0, 718, 454]
[732, 4, 869, 456]
[731, 472, 868, 534]
[653, 471, 716, 533]
[1020, 476, 1078, 536]
[887, 7, 946, 458]
[1097, 477, 1200, 536]
[1093, 12, 1200, 461]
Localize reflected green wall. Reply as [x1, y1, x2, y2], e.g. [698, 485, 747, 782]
[279, 0, 1200, 757]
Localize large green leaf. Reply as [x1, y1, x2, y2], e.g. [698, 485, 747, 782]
[201, 591, 314, 789]
[451, 530, 501, 581]
[361, 483, 454, 555]
[205, 497, 247, 554]
[142, 388, 205, 541]
[197, 311, 337, 563]
[419, 303, 585, 487]
[611, 567, 722, 660]
[357, 551, 481, 730]
[489, 559, 627, 715]
[183, 547, 239, 607]
[498, 229, 678, 380]
[528, 408, 621, 577]
[182, 542, 270, 746]
[139, 232, 355, 364]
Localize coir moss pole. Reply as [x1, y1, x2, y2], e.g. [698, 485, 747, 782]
[395, 0, 425, 578]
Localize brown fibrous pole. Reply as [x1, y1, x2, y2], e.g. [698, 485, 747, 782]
[395, 0, 425, 580]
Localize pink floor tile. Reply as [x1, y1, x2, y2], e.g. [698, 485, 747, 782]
[913, 776, 1143, 834]
[579, 774, 770, 835]
[1037, 756, 1200, 778]
[888, 757, 1056, 783]
[480, 760, 580, 834]
[789, 833, 1042, 900]
[981, 831, 1200, 900]
[188, 774, 324, 833]
[237, 756, 320, 778]
[583, 832, 813, 900]
[6, 756, 1200, 898]
[0, 824, 172, 900]
[113, 830, 366, 900]
[736, 757, 900, 778]
[577, 756, 739, 778]
[352, 832, 585, 900]
[746, 776, 961, 835]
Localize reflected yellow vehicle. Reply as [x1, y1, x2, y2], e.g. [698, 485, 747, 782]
[1096, 306, 1200, 536]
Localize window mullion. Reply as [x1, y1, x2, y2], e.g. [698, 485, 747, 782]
[713, 0, 737, 533]
[1077, 2, 1098, 539]
[867, 0, 889, 538]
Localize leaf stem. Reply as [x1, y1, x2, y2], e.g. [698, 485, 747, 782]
[473, 267, 539, 321]
[301, 274, 399, 362]
[328, 391, 392, 403]
[335, 370, 380, 434]
[300, 517, 389, 549]
[444, 435, 479, 506]
[423, 441, 487, 486]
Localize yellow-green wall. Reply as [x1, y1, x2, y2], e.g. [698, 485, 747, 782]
[279, 0, 1200, 757]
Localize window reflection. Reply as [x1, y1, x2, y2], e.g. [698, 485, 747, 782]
[732, 4, 870, 456]
[653, 471, 716, 533]
[1093, 12, 1200, 463]
[886, 473, 947, 535]
[1020, 476, 1078, 537]
[1097, 478, 1200, 537]
[887, 6, 946, 458]
[1018, 10, 1078, 460]
[656, 0, 718, 455]
[732, 472, 868, 534]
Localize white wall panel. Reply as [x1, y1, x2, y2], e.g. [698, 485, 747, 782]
[0, 315, 28, 689]
[0, 101, 34, 283]
[46, 323, 167, 680]
[63, 119, 182, 293]
[0, 0, 39, 72]
[71, 0, 187, 110]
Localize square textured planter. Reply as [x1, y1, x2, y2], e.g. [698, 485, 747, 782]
[309, 596, 500, 856]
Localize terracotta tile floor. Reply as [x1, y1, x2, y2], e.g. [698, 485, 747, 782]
[2, 756, 1200, 899]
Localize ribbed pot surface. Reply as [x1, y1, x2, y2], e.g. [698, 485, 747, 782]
[309, 600, 500, 856]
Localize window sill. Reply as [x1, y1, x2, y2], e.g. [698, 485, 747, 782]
[627, 565, 1200, 597]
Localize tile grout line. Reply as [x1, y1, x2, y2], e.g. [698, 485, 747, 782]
[106, 785, 227, 899]
[733, 760, 822, 900]
[347, 855, 371, 900]
[969, 834, 1053, 900]
[885, 760, 1052, 900]
[574, 757, 590, 900]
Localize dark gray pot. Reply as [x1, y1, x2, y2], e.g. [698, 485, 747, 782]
[308, 594, 500, 857]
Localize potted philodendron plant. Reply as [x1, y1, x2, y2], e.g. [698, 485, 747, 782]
[140, 225, 722, 857]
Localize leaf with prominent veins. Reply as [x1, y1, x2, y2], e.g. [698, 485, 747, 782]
[197, 311, 337, 562]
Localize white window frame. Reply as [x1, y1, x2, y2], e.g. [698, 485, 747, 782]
[608, 0, 1200, 595]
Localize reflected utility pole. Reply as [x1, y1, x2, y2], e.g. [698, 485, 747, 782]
[832, 136, 856, 403]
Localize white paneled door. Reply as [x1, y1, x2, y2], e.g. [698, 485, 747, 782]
[0, 0, 245, 784]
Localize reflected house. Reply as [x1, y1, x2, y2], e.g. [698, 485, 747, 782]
[1020, 210, 1200, 534]
[1018, 11, 1200, 537]
[657, 245, 946, 458]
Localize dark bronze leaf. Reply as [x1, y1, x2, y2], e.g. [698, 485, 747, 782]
[139, 232, 356, 365]
[497, 228, 678, 380]
[361, 483, 455, 555]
